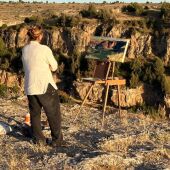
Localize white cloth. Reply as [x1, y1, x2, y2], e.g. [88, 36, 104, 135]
[22, 41, 58, 95]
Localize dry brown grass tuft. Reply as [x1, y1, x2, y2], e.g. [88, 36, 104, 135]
[142, 149, 170, 164]
[0, 143, 30, 170]
[99, 132, 151, 153]
[29, 143, 50, 154]
[156, 133, 170, 144]
[99, 136, 134, 153]
[81, 154, 125, 170]
[135, 133, 150, 144]
[7, 153, 29, 170]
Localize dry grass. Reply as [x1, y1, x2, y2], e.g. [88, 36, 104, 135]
[81, 154, 125, 170]
[0, 143, 30, 170]
[0, 2, 162, 26]
[99, 132, 151, 153]
[142, 149, 170, 164]
[0, 99, 169, 169]
[99, 136, 133, 153]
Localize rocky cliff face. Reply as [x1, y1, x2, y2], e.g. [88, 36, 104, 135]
[74, 81, 162, 107]
[0, 23, 170, 62]
[0, 22, 170, 106]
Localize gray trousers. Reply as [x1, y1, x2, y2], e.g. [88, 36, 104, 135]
[27, 84, 62, 143]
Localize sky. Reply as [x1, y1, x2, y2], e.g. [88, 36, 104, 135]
[0, 0, 169, 3]
[48, 0, 169, 2]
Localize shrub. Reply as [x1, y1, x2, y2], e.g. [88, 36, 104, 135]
[160, 2, 170, 19]
[122, 3, 144, 15]
[71, 47, 82, 79]
[24, 16, 44, 24]
[80, 5, 117, 23]
[130, 73, 140, 88]
[0, 24, 8, 29]
[55, 14, 81, 27]
[161, 74, 170, 94]
[123, 57, 166, 91]
[58, 90, 73, 104]
[0, 37, 6, 56]
[154, 57, 165, 80]
[80, 4, 98, 19]
[10, 85, 20, 95]
[98, 9, 113, 21]
[0, 84, 7, 97]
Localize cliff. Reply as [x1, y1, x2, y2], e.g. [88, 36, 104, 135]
[0, 20, 170, 107]
[0, 22, 170, 62]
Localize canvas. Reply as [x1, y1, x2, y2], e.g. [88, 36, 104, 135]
[86, 36, 129, 63]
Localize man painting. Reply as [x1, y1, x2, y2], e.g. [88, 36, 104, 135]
[22, 25, 62, 147]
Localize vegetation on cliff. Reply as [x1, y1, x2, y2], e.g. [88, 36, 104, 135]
[0, 3, 170, 107]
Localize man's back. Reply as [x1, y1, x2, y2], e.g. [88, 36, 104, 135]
[22, 41, 58, 95]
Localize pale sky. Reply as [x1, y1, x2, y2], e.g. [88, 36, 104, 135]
[0, 0, 169, 3]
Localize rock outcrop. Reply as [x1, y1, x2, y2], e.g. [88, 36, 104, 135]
[111, 84, 162, 107]
[128, 33, 152, 59]
[0, 23, 170, 62]
[0, 70, 23, 89]
[73, 81, 104, 101]
[0, 22, 170, 106]
[73, 82, 162, 107]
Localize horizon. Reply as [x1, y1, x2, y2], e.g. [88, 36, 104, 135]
[0, 0, 169, 3]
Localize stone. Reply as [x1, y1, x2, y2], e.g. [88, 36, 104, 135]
[111, 84, 162, 107]
[73, 81, 104, 102]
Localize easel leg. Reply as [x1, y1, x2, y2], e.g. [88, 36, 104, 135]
[102, 83, 109, 128]
[111, 62, 115, 79]
[73, 83, 94, 122]
[117, 85, 121, 116]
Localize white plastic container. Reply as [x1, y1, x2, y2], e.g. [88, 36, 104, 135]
[0, 122, 12, 135]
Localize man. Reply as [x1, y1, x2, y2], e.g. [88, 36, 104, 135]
[22, 25, 62, 146]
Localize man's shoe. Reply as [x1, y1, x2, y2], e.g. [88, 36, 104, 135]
[51, 139, 68, 147]
[50, 133, 68, 147]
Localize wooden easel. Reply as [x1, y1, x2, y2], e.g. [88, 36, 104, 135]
[74, 37, 129, 127]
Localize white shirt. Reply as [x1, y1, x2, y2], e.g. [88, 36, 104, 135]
[22, 41, 58, 95]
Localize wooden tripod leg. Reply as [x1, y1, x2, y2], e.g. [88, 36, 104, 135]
[102, 83, 110, 128]
[117, 85, 121, 116]
[111, 62, 115, 79]
[105, 62, 111, 80]
[73, 83, 94, 122]
[81, 83, 94, 107]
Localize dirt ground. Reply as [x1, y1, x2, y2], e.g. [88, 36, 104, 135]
[0, 97, 169, 170]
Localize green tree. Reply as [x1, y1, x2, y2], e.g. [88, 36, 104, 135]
[154, 57, 164, 81]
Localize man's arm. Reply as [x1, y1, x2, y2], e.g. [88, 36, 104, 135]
[46, 47, 58, 72]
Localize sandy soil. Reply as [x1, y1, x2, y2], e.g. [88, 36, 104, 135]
[0, 97, 169, 170]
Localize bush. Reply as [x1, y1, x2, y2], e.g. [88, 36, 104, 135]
[80, 5, 117, 23]
[130, 73, 140, 88]
[161, 75, 170, 94]
[80, 4, 98, 19]
[0, 24, 7, 29]
[10, 85, 20, 95]
[98, 9, 112, 21]
[24, 16, 44, 24]
[160, 2, 170, 19]
[122, 3, 144, 15]
[154, 57, 165, 80]
[0, 37, 6, 56]
[55, 14, 81, 27]
[0, 84, 7, 97]
[58, 90, 74, 104]
[122, 57, 166, 91]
